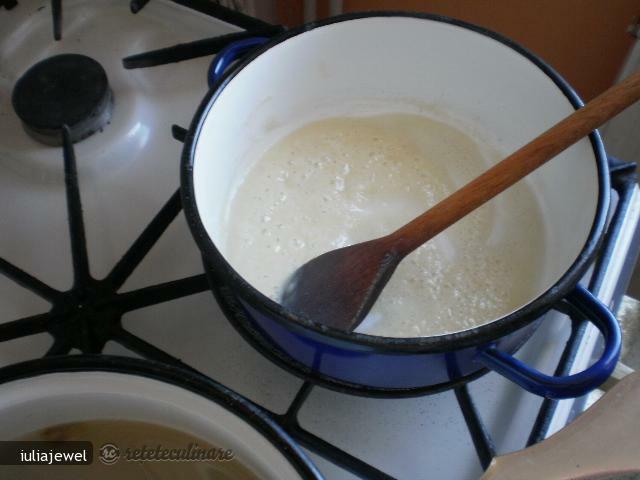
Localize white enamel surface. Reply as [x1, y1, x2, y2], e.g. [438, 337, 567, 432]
[0, 371, 302, 479]
[0, 0, 308, 474]
[0, 1, 306, 408]
[193, 16, 599, 328]
[0, 0, 240, 184]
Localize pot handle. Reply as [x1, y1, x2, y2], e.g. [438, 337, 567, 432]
[207, 37, 271, 87]
[477, 285, 621, 399]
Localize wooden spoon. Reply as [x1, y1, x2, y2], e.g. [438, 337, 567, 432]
[281, 70, 640, 332]
[481, 367, 640, 480]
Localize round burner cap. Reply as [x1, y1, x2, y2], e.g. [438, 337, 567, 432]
[12, 54, 113, 146]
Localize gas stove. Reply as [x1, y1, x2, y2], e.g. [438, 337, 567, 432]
[1, 2, 639, 479]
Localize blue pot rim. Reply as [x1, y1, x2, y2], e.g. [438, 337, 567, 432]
[0, 355, 323, 480]
[181, 11, 610, 354]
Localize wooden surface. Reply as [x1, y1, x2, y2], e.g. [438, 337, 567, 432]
[275, 0, 304, 27]
[327, 0, 640, 101]
[481, 371, 640, 480]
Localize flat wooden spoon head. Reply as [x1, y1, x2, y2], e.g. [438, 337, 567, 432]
[281, 236, 401, 331]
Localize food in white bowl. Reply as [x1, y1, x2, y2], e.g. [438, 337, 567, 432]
[0, 359, 319, 480]
[7, 419, 258, 480]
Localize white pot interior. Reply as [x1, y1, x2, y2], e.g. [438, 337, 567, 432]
[192, 16, 600, 323]
[0, 371, 303, 479]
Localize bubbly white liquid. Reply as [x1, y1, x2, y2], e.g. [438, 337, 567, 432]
[223, 113, 546, 337]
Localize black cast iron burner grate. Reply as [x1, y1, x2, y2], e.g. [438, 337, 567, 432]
[1, 2, 638, 479]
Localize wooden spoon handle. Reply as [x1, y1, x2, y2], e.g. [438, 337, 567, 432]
[481, 369, 640, 480]
[391, 70, 640, 255]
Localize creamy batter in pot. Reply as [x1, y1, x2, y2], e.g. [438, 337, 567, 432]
[223, 112, 546, 337]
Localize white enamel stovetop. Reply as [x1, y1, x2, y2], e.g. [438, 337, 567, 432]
[1, 2, 639, 479]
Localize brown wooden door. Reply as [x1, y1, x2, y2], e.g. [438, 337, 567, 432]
[276, 0, 640, 101]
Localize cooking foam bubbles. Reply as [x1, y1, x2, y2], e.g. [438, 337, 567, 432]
[223, 113, 546, 337]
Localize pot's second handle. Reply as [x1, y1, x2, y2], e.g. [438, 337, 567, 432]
[477, 285, 621, 399]
[207, 36, 271, 87]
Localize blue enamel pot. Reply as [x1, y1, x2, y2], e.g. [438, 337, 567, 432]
[181, 12, 620, 399]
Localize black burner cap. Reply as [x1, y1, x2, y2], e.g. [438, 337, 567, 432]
[12, 54, 113, 146]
